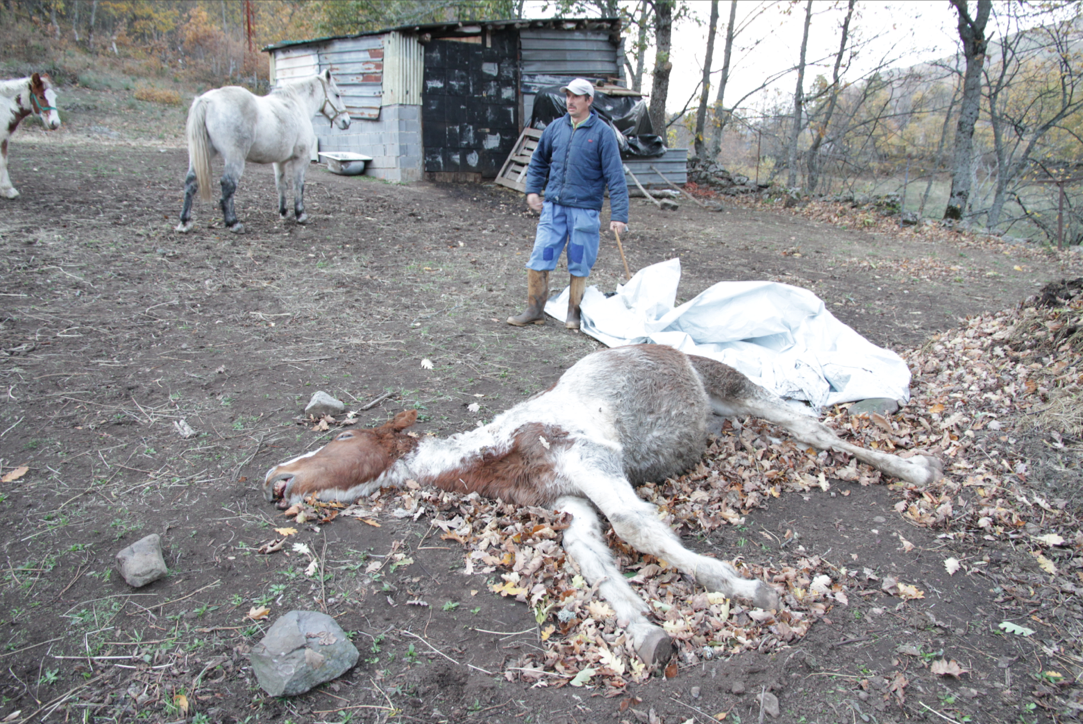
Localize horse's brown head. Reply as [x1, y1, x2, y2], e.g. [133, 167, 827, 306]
[263, 410, 419, 508]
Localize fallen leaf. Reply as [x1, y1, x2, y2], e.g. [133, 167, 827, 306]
[468, 402, 480, 413]
[897, 535, 914, 553]
[897, 583, 924, 600]
[173, 694, 189, 715]
[257, 538, 285, 555]
[944, 557, 961, 576]
[1034, 533, 1065, 546]
[930, 659, 968, 678]
[569, 666, 595, 687]
[274, 527, 298, 537]
[359, 518, 381, 527]
[421, 358, 433, 370]
[999, 621, 1035, 636]
[247, 606, 270, 620]
[664, 660, 679, 679]
[1, 466, 28, 483]
[1035, 553, 1057, 575]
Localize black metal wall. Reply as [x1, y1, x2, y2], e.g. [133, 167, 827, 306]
[422, 33, 519, 177]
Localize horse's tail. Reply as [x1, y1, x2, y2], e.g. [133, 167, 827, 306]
[186, 97, 214, 203]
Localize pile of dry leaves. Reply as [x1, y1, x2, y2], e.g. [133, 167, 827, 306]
[280, 278, 1083, 696]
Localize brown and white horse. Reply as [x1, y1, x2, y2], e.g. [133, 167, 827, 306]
[0, 73, 61, 199]
[264, 344, 942, 667]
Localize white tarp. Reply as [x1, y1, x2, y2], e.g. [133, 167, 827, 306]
[544, 258, 911, 410]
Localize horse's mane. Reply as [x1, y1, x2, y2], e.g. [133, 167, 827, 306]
[0, 77, 33, 99]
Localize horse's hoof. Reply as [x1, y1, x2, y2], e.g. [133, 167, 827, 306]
[753, 582, 780, 611]
[1, 188, 18, 199]
[296, 213, 309, 225]
[636, 629, 674, 668]
[176, 221, 193, 233]
[228, 223, 245, 234]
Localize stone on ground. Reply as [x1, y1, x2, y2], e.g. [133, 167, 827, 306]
[305, 391, 345, 417]
[249, 610, 359, 696]
[115, 534, 168, 588]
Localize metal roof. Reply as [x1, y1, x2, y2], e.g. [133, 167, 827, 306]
[262, 16, 621, 53]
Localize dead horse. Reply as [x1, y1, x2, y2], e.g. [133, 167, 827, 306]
[264, 344, 942, 667]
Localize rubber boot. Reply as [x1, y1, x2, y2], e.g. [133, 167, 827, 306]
[507, 269, 549, 326]
[566, 275, 587, 330]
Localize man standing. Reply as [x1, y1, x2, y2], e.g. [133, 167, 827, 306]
[507, 78, 629, 330]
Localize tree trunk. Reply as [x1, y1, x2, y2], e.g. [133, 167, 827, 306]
[920, 89, 958, 217]
[88, 0, 97, 50]
[692, 0, 719, 159]
[647, 0, 675, 139]
[943, 0, 991, 221]
[73, 0, 81, 43]
[806, 0, 855, 194]
[707, 0, 738, 160]
[631, 0, 651, 92]
[785, 0, 814, 189]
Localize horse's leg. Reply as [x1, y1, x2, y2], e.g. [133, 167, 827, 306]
[553, 495, 675, 668]
[176, 166, 198, 232]
[0, 139, 18, 199]
[573, 464, 779, 611]
[220, 157, 245, 233]
[292, 159, 308, 224]
[273, 162, 289, 221]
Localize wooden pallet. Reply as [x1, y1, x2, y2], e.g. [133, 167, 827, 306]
[494, 127, 543, 192]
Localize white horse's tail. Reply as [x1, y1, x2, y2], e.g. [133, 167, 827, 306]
[186, 97, 214, 203]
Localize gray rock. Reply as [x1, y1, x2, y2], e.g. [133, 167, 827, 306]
[660, 199, 680, 211]
[249, 610, 359, 697]
[760, 691, 780, 718]
[116, 534, 168, 588]
[305, 391, 345, 418]
[848, 398, 900, 417]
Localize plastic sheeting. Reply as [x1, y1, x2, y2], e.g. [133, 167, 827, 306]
[544, 258, 912, 410]
[529, 86, 666, 157]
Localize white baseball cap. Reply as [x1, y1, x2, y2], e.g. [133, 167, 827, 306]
[560, 78, 595, 98]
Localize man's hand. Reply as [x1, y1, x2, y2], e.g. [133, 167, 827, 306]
[526, 193, 543, 213]
[610, 220, 627, 235]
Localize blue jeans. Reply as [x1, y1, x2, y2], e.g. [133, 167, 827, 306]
[526, 202, 600, 277]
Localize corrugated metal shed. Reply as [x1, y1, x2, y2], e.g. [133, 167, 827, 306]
[262, 18, 693, 187]
[383, 31, 423, 106]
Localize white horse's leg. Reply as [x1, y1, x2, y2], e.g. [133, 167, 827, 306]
[220, 156, 246, 233]
[273, 161, 289, 221]
[553, 495, 674, 668]
[291, 158, 308, 224]
[176, 165, 198, 232]
[0, 140, 19, 199]
[574, 466, 778, 611]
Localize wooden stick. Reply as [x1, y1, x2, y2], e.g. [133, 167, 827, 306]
[614, 229, 631, 281]
[623, 165, 661, 207]
[650, 164, 712, 208]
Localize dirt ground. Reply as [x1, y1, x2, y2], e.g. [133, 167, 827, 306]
[2, 86, 1083, 724]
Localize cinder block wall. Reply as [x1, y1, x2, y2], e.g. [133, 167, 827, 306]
[315, 105, 423, 183]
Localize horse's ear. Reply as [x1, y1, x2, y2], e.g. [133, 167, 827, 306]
[31, 72, 41, 88]
[389, 410, 418, 431]
[323, 69, 332, 82]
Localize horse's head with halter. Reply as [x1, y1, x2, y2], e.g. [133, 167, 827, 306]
[28, 73, 61, 131]
[318, 70, 351, 131]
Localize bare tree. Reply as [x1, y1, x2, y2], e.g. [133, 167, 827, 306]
[647, 0, 676, 138]
[692, 0, 719, 158]
[804, 0, 855, 194]
[982, 5, 1083, 229]
[944, 0, 991, 221]
[785, 0, 814, 188]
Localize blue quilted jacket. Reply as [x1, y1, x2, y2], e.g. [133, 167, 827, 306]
[524, 111, 629, 223]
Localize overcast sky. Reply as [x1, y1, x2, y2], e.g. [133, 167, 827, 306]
[526, 1, 965, 114]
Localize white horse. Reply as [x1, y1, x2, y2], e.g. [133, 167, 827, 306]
[177, 70, 351, 234]
[0, 73, 61, 199]
[264, 344, 942, 668]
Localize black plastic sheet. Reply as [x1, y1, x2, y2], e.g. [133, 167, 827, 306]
[529, 86, 666, 158]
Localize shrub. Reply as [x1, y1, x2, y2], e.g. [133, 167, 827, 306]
[133, 86, 182, 105]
